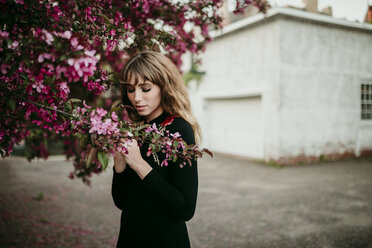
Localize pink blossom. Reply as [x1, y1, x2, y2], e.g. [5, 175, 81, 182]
[32, 77, 45, 93]
[142, 1, 151, 14]
[171, 132, 181, 138]
[83, 101, 92, 109]
[32, 27, 42, 38]
[56, 65, 66, 78]
[62, 31, 72, 39]
[82, 79, 106, 95]
[37, 53, 53, 63]
[89, 110, 119, 135]
[15, 0, 24, 4]
[59, 82, 70, 99]
[70, 37, 78, 48]
[84, 7, 97, 22]
[80, 107, 87, 114]
[106, 39, 118, 52]
[145, 126, 153, 133]
[51, 6, 63, 21]
[111, 112, 118, 122]
[84, 50, 96, 57]
[110, 30, 116, 36]
[8, 40, 19, 49]
[160, 159, 168, 167]
[37, 54, 44, 63]
[54, 30, 72, 39]
[96, 107, 107, 117]
[114, 11, 123, 25]
[70, 37, 83, 50]
[64, 56, 97, 82]
[1, 64, 10, 74]
[0, 31, 9, 38]
[42, 29, 54, 45]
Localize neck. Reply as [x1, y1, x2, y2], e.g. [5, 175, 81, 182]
[146, 107, 165, 123]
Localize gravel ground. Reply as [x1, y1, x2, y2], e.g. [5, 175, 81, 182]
[1, 155, 372, 248]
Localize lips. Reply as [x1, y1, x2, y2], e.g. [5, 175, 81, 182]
[135, 105, 146, 111]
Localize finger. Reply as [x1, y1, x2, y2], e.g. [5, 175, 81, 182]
[113, 151, 120, 160]
[126, 139, 137, 148]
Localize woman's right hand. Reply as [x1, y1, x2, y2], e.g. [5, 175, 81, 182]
[113, 151, 127, 173]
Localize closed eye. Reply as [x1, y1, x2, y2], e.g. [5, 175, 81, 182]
[142, 88, 151, 92]
[126, 87, 135, 93]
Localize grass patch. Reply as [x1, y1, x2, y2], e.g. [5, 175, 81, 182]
[40, 217, 49, 224]
[34, 192, 44, 201]
[318, 154, 326, 162]
[267, 160, 282, 168]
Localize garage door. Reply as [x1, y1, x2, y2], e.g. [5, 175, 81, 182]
[205, 96, 263, 159]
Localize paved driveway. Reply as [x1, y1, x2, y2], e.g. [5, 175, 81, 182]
[0, 155, 371, 248]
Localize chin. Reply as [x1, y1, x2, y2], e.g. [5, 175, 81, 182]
[137, 111, 149, 117]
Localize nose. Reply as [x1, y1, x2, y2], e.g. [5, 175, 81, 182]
[134, 90, 142, 103]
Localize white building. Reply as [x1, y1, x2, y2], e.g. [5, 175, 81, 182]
[188, 7, 372, 165]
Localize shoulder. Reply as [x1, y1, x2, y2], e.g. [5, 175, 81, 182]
[165, 116, 195, 145]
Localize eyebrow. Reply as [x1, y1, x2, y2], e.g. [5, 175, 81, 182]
[123, 82, 152, 87]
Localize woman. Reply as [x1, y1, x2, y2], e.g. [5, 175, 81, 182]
[111, 51, 201, 248]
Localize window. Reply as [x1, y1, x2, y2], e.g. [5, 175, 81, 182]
[361, 83, 372, 120]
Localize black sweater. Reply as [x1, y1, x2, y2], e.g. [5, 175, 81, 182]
[111, 111, 198, 248]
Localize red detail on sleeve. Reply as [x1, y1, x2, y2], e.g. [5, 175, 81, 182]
[161, 115, 178, 127]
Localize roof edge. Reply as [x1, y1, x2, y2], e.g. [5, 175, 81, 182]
[211, 7, 372, 38]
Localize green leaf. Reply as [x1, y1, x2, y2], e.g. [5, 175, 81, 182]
[86, 147, 97, 168]
[68, 98, 82, 103]
[111, 100, 122, 110]
[110, 107, 121, 114]
[7, 99, 16, 111]
[98, 14, 112, 25]
[97, 150, 109, 170]
[80, 134, 88, 148]
[0, 149, 6, 156]
[59, 55, 68, 61]
[20, 74, 29, 80]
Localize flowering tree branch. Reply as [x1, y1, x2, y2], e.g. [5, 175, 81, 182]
[0, 0, 268, 185]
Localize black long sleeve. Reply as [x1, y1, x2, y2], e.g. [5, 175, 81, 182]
[111, 167, 130, 210]
[111, 112, 198, 248]
[141, 118, 198, 221]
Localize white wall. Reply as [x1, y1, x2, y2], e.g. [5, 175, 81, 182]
[193, 19, 281, 159]
[190, 12, 372, 163]
[277, 17, 372, 161]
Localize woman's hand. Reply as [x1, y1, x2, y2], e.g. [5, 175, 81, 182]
[121, 139, 152, 180]
[113, 151, 127, 173]
[120, 139, 145, 170]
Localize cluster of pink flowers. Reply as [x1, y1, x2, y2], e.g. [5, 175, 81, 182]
[0, 0, 267, 183]
[82, 79, 106, 95]
[63, 55, 97, 83]
[89, 109, 119, 136]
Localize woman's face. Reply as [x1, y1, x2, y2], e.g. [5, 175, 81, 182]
[126, 77, 164, 123]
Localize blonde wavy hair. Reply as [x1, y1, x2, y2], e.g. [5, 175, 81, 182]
[120, 51, 201, 144]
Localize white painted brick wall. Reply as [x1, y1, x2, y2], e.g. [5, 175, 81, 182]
[189, 13, 372, 163]
[278, 18, 372, 160]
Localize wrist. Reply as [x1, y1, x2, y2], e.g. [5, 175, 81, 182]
[114, 164, 126, 173]
[133, 160, 152, 180]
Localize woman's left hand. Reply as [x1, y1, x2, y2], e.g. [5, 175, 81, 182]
[121, 139, 145, 170]
[121, 139, 153, 179]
